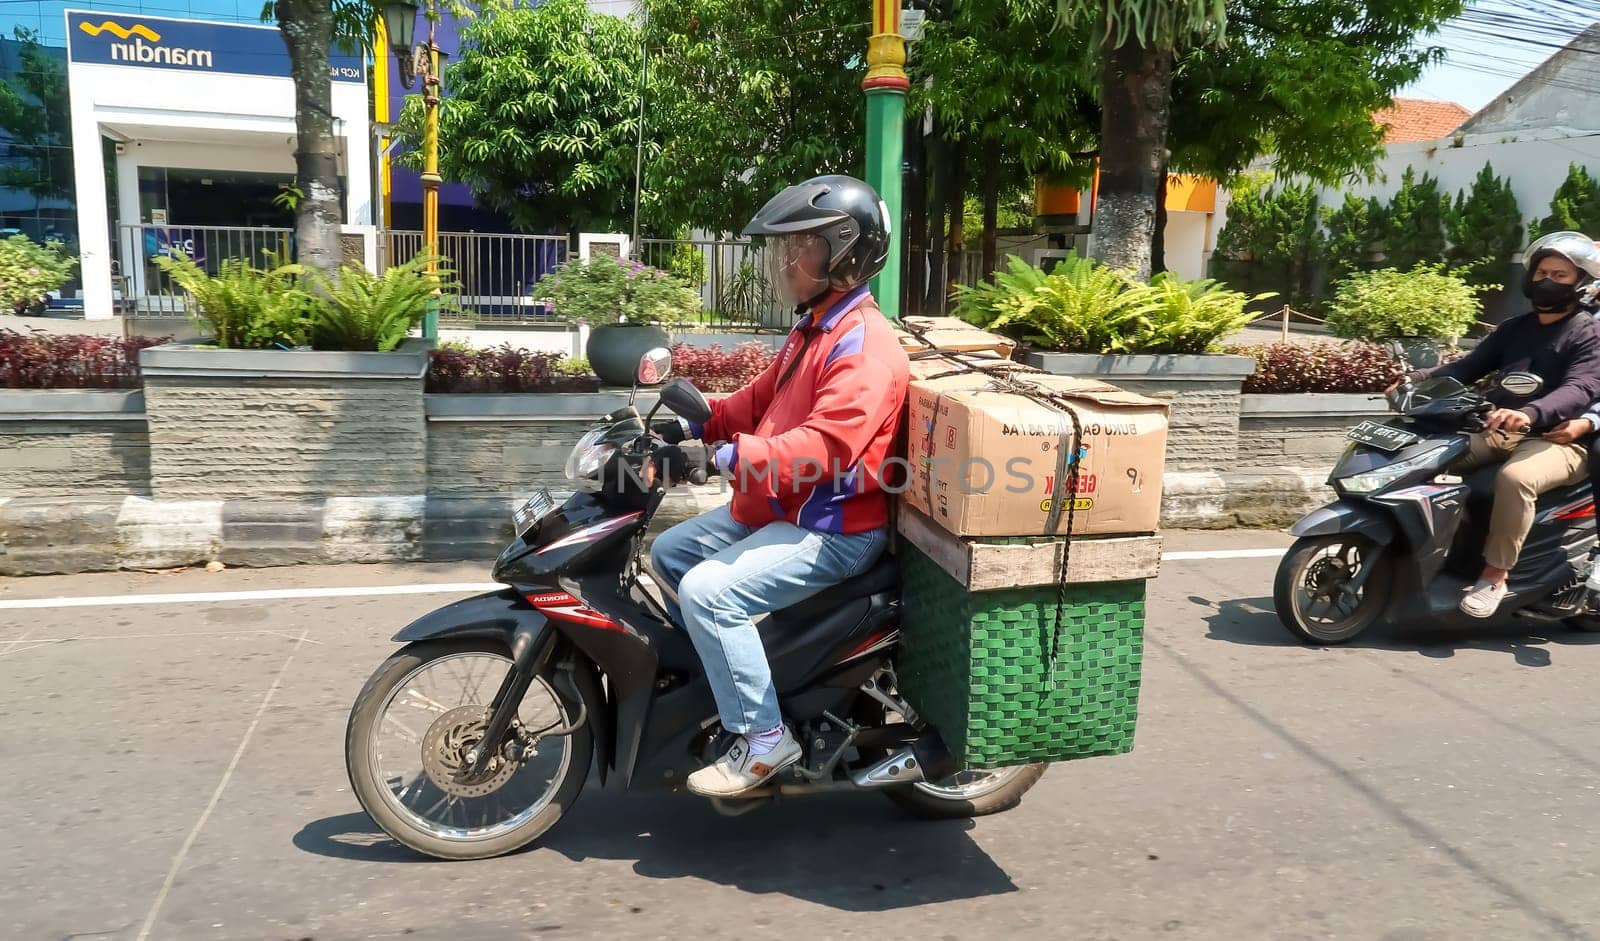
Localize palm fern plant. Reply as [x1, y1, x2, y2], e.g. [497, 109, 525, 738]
[307, 255, 456, 352]
[1136, 274, 1271, 354]
[151, 251, 310, 349]
[956, 252, 1162, 353]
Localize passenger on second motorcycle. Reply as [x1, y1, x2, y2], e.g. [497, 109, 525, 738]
[1389, 231, 1600, 618]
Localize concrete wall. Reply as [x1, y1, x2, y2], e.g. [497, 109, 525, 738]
[0, 391, 150, 497]
[428, 417, 583, 495]
[1237, 394, 1390, 470]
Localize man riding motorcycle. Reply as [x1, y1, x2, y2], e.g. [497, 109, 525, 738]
[649, 175, 911, 797]
[1394, 231, 1600, 617]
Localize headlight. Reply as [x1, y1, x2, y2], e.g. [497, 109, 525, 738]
[564, 427, 615, 480]
[1338, 446, 1448, 494]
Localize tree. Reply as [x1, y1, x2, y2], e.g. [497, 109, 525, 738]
[643, 0, 865, 233]
[1533, 163, 1600, 239]
[0, 29, 73, 211]
[1210, 174, 1322, 308]
[395, 0, 645, 232]
[1446, 162, 1521, 287]
[1323, 193, 1385, 287]
[1384, 167, 1448, 271]
[1055, 0, 1224, 279]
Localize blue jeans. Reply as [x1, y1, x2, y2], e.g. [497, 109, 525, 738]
[649, 505, 888, 734]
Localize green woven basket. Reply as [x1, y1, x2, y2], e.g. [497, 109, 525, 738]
[896, 542, 1145, 770]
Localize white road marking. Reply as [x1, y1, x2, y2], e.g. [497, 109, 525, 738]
[0, 582, 504, 611]
[1160, 547, 1288, 561]
[0, 549, 1290, 613]
[136, 628, 310, 941]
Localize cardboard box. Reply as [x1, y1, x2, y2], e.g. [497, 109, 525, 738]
[903, 371, 1169, 537]
[896, 316, 1016, 357]
[906, 348, 1030, 381]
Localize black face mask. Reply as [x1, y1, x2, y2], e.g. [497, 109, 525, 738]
[1527, 277, 1579, 312]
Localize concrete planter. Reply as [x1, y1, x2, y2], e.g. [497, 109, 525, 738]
[1238, 392, 1389, 469]
[0, 389, 150, 496]
[138, 340, 432, 499]
[1024, 352, 1256, 471]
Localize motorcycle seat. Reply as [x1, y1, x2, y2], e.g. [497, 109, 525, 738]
[766, 556, 899, 627]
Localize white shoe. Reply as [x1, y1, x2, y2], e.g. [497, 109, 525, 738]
[686, 728, 801, 797]
[1460, 579, 1507, 619]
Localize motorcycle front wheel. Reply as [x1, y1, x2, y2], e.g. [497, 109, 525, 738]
[1273, 535, 1392, 645]
[345, 638, 592, 860]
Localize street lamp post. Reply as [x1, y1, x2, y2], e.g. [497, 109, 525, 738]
[381, 0, 445, 340]
[863, 0, 908, 320]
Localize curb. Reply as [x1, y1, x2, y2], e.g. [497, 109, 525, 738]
[0, 471, 1329, 576]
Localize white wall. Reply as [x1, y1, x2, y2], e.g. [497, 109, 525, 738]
[68, 61, 371, 319]
[1162, 212, 1212, 280]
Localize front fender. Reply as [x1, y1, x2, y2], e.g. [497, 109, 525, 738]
[392, 588, 540, 642]
[1288, 501, 1396, 545]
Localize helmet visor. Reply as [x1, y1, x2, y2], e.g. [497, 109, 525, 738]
[760, 233, 831, 309]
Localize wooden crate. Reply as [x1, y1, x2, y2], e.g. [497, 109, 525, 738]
[895, 504, 1161, 591]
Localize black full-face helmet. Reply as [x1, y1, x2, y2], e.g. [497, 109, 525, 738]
[742, 174, 890, 308]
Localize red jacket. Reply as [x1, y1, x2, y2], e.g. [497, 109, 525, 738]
[702, 285, 910, 534]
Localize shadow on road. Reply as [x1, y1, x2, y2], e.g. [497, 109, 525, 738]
[1196, 593, 1600, 666]
[296, 791, 1018, 912]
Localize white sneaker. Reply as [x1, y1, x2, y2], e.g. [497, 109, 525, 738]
[686, 727, 802, 797]
[1460, 579, 1507, 619]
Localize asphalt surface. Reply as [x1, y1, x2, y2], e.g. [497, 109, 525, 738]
[6, 530, 1600, 941]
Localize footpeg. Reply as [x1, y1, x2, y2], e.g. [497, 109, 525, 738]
[850, 747, 924, 788]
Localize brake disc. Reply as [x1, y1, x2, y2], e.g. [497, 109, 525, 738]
[420, 705, 517, 798]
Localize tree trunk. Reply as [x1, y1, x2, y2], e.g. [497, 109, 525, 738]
[925, 129, 950, 313]
[905, 112, 927, 315]
[980, 136, 1000, 283]
[1150, 163, 1169, 276]
[945, 137, 965, 310]
[278, 0, 342, 277]
[1092, 37, 1173, 280]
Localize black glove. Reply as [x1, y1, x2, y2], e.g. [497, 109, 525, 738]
[652, 418, 689, 445]
[652, 445, 708, 487]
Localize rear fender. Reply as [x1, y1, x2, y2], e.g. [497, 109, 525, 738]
[1288, 501, 1397, 545]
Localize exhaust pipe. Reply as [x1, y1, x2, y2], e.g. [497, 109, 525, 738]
[850, 730, 957, 788]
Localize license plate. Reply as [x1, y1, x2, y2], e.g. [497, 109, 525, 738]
[1346, 420, 1419, 452]
[513, 488, 557, 538]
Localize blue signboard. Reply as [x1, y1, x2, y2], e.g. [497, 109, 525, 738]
[65, 10, 365, 83]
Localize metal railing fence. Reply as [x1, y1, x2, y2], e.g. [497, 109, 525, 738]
[114, 224, 293, 316]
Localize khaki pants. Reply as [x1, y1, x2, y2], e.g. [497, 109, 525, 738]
[1457, 428, 1587, 570]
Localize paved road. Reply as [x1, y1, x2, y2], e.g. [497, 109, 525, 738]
[5, 532, 1600, 941]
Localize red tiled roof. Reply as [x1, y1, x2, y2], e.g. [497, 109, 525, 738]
[1373, 98, 1471, 143]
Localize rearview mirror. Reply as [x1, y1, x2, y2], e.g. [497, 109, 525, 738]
[659, 377, 712, 424]
[636, 347, 672, 386]
[1499, 371, 1543, 396]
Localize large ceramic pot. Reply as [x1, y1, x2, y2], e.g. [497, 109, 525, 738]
[587, 323, 672, 386]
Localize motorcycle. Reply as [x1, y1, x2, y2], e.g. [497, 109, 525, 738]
[344, 347, 1045, 860]
[1274, 362, 1600, 645]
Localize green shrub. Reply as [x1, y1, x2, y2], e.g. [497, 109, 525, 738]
[308, 255, 453, 352]
[1383, 168, 1449, 272]
[557, 356, 593, 376]
[537, 255, 700, 326]
[958, 253, 1266, 354]
[1325, 264, 1482, 341]
[957, 253, 1157, 353]
[1140, 274, 1268, 354]
[152, 251, 310, 349]
[1446, 162, 1521, 287]
[666, 244, 706, 287]
[1532, 163, 1600, 239]
[0, 235, 76, 314]
[1210, 174, 1322, 309]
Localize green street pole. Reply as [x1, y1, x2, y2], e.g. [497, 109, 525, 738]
[863, 0, 908, 321]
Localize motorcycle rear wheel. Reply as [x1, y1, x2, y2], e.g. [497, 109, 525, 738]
[882, 762, 1047, 818]
[345, 638, 592, 860]
[1274, 535, 1392, 645]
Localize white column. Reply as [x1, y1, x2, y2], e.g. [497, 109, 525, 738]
[70, 102, 113, 320]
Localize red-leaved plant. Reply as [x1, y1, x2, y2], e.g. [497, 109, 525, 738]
[1233, 342, 1407, 394]
[0, 330, 166, 389]
[426, 345, 600, 393]
[668, 342, 776, 393]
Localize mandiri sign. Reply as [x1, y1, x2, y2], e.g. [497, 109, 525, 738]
[65, 10, 365, 83]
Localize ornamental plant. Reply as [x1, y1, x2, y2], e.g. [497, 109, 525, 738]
[537, 255, 700, 326]
[0, 330, 164, 389]
[1325, 264, 1482, 342]
[426, 345, 599, 393]
[1232, 341, 1405, 394]
[152, 251, 311, 349]
[957, 252, 1266, 354]
[307, 255, 455, 352]
[0, 235, 76, 315]
[668, 342, 775, 392]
